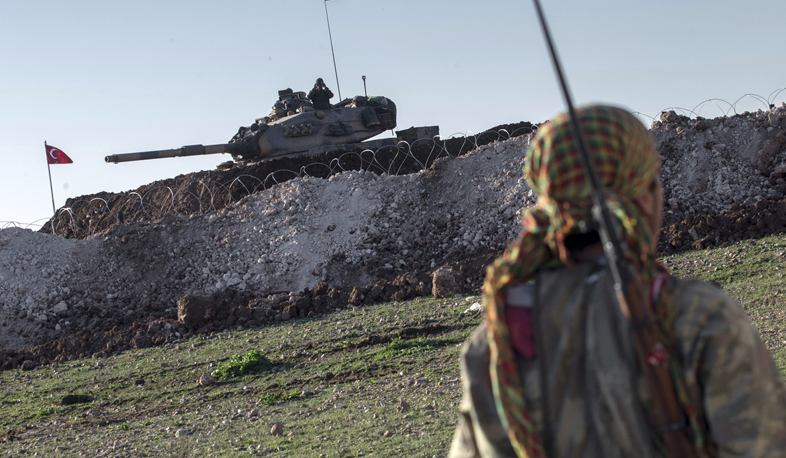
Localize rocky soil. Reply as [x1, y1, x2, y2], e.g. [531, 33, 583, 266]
[42, 122, 534, 240]
[2, 106, 786, 369]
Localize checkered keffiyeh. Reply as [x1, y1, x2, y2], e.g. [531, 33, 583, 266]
[484, 105, 662, 458]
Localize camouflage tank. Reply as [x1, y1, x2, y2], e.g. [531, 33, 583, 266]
[105, 88, 437, 169]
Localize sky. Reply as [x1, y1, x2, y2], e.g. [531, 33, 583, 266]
[2, 0, 785, 228]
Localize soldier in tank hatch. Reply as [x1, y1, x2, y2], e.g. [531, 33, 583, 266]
[308, 78, 334, 110]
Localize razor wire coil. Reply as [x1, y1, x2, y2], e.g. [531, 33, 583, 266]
[5, 88, 785, 238]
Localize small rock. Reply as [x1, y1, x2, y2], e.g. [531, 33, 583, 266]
[348, 287, 363, 305]
[198, 374, 216, 386]
[177, 294, 216, 328]
[396, 399, 410, 413]
[463, 302, 483, 313]
[660, 110, 678, 123]
[52, 301, 68, 315]
[335, 403, 346, 409]
[85, 409, 102, 417]
[247, 408, 259, 418]
[21, 360, 36, 371]
[270, 424, 283, 436]
[383, 430, 393, 437]
[769, 112, 781, 128]
[432, 266, 462, 298]
[175, 428, 190, 437]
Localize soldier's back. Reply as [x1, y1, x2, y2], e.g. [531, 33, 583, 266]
[450, 260, 786, 457]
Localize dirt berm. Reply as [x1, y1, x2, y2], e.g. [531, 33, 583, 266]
[2, 108, 786, 368]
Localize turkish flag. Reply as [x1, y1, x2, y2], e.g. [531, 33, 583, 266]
[45, 145, 73, 164]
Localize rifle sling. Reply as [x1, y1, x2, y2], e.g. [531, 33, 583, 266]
[621, 272, 704, 458]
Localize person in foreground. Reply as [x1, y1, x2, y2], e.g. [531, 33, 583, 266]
[448, 105, 786, 458]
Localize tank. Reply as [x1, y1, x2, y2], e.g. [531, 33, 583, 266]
[104, 88, 422, 168]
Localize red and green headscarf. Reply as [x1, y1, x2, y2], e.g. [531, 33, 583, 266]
[484, 105, 661, 457]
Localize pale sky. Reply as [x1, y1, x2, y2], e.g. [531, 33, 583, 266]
[2, 0, 785, 228]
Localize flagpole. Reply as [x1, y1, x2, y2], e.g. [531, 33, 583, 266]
[323, 0, 342, 101]
[45, 141, 57, 216]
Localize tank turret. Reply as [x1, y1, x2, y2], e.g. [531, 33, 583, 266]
[104, 89, 405, 168]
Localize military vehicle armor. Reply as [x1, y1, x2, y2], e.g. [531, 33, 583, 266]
[105, 88, 438, 168]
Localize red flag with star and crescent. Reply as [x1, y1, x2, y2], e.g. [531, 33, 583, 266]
[45, 144, 73, 164]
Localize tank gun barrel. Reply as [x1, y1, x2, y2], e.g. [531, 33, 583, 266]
[105, 143, 238, 163]
[103, 91, 403, 168]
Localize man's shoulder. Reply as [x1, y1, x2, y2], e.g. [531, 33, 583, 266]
[671, 277, 746, 321]
[461, 322, 490, 361]
[668, 276, 756, 348]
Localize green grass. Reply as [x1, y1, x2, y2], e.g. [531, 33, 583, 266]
[0, 295, 477, 457]
[60, 394, 93, 405]
[211, 350, 274, 380]
[2, 237, 786, 456]
[381, 336, 453, 358]
[260, 389, 305, 406]
[663, 236, 786, 373]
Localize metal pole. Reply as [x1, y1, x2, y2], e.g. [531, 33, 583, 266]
[362, 75, 367, 97]
[529, 2, 702, 457]
[323, 0, 342, 100]
[45, 141, 56, 216]
[530, 0, 627, 290]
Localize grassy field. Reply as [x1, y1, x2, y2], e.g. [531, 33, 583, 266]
[3, 236, 786, 457]
[662, 236, 786, 373]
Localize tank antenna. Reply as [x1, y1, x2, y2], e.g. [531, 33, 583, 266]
[323, 0, 342, 100]
[362, 75, 367, 97]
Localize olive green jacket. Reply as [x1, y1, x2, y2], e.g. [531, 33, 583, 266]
[307, 87, 333, 110]
[449, 260, 786, 458]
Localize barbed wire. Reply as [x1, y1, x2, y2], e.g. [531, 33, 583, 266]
[633, 87, 786, 123]
[5, 87, 785, 237]
[2, 126, 533, 238]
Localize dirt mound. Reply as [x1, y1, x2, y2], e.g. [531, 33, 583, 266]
[3, 253, 495, 368]
[659, 197, 786, 253]
[3, 106, 786, 370]
[655, 105, 786, 251]
[42, 123, 534, 240]
[2, 132, 532, 368]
